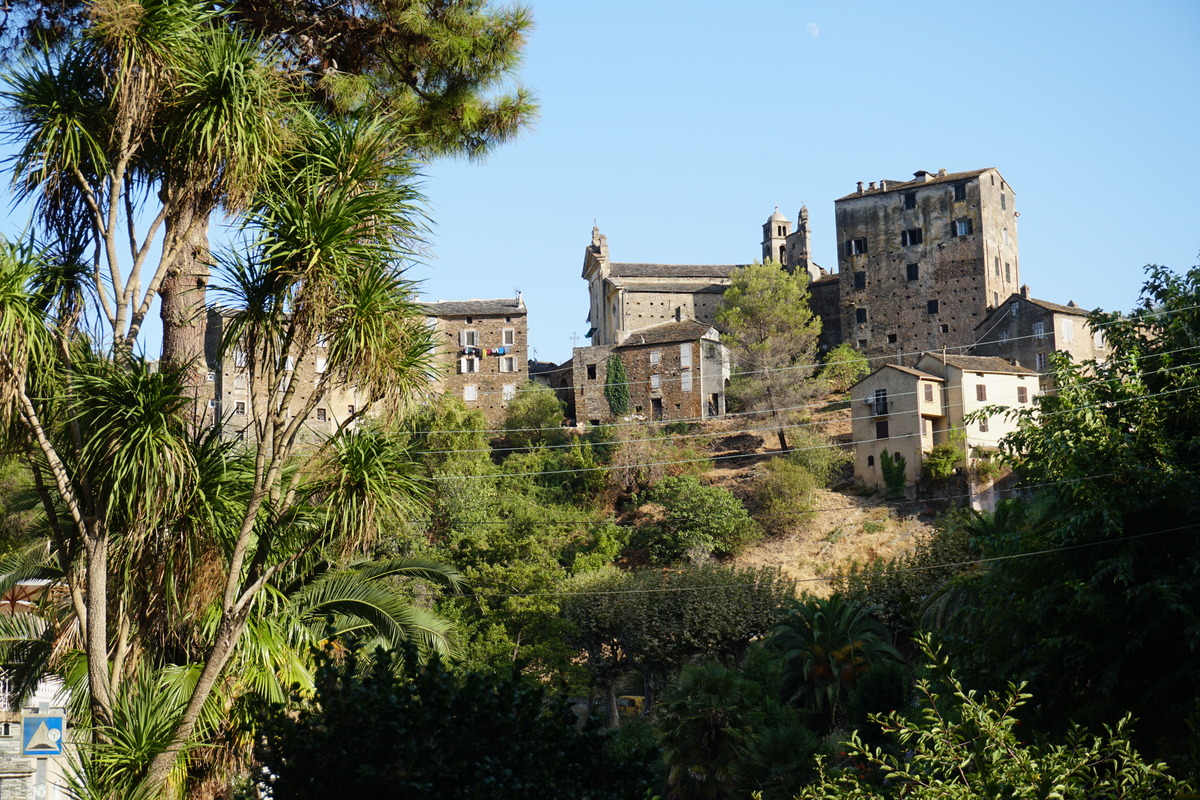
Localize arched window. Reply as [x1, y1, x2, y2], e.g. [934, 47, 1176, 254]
[779, 244, 786, 263]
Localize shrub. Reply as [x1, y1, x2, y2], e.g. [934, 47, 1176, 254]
[638, 475, 760, 562]
[921, 443, 962, 481]
[754, 457, 821, 536]
[501, 382, 566, 450]
[818, 343, 870, 393]
[879, 449, 907, 500]
[603, 354, 630, 417]
[786, 426, 851, 486]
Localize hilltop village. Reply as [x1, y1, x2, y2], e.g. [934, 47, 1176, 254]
[391, 166, 1107, 492]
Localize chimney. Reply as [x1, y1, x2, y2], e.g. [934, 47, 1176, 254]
[856, 181, 864, 194]
[868, 181, 877, 191]
[1068, 300, 1077, 307]
[879, 179, 888, 191]
[937, 168, 947, 177]
[1020, 284, 1030, 298]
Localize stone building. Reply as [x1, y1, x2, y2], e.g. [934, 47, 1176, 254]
[424, 296, 529, 425]
[850, 353, 1038, 493]
[204, 310, 369, 440]
[581, 227, 743, 346]
[571, 320, 729, 425]
[971, 286, 1108, 389]
[760, 206, 842, 350]
[835, 168, 1021, 361]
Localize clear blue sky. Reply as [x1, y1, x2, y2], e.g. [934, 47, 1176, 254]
[419, 0, 1200, 364]
[2, 1, 1197, 364]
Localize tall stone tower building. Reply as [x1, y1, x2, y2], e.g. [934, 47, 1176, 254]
[834, 168, 1020, 361]
[761, 206, 818, 282]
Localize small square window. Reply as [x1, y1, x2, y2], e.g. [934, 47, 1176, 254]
[906, 263, 919, 281]
[650, 374, 661, 390]
[857, 339, 868, 349]
[887, 333, 897, 344]
[927, 299, 939, 314]
[853, 271, 866, 290]
[347, 404, 355, 415]
[235, 401, 245, 415]
[206, 371, 216, 382]
[904, 192, 916, 209]
[901, 228, 923, 246]
[650, 351, 661, 365]
[460, 357, 480, 374]
[867, 455, 875, 467]
[846, 237, 868, 256]
[459, 329, 479, 347]
[875, 420, 889, 439]
[500, 356, 516, 373]
[954, 184, 967, 201]
[503, 384, 516, 401]
[463, 384, 478, 402]
[855, 307, 868, 324]
[316, 408, 327, 422]
[940, 324, 949, 333]
[586, 364, 597, 380]
[502, 328, 516, 346]
[953, 218, 973, 236]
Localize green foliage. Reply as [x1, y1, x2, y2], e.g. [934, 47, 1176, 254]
[769, 596, 903, 732]
[562, 564, 792, 702]
[604, 354, 630, 417]
[920, 442, 961, 481]
[716, 261, 822, 450]
[501, 381, 567, 450]
[636, 474, 760, 562]
[754, 457, 820, 536]
[795, 640, 1188, 799]
[251, 641, 653, 799]
[819, 343, 870, 393]
[878, 449, 906, 499]
[786, 426, 852, 487]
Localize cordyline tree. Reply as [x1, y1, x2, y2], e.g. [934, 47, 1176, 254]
[715, 260, 822, 451]
[0, 0, 535, 388]
[0, 1, 473, 796]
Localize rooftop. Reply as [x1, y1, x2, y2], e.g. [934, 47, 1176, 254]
[616, 319, 717, 347]
[922, 352, 1039, 375]
[423, 297, 526, 317]
[609, 263, 743, 279]
[836, 168, 996, 202]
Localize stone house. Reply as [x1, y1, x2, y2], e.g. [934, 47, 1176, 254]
[851, 353, 1038, 492]
[423, 296, 529, 425]
[571, 320, 729, 425]
[204, 309, 368, 440]
[971, 286, 1108, 389]
[834, 168, 1021, 361]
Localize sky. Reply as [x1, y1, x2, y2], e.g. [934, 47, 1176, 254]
[1, 1, 1197, 364]
[417, 0, 1200, 365]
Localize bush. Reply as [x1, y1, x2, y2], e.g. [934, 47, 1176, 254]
[921, 442, 962, 481]
[819, 343, 870, 393]
[603, 355, 630, 417]
[879, 449, 907, 499]
[501, 382, 566, 450]
[754, 457, 821, 536]
[786, 426, 851, 487]
[637, 475, 760, 562]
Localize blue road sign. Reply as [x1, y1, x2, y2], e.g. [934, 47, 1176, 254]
[22, 715, 64, 757]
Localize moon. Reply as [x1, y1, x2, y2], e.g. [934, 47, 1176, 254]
[806, 22, 820, 39]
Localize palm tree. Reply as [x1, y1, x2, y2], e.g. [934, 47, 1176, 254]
[770, 596, 902, 731]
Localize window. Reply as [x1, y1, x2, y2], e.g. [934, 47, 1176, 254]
[904, 192, 916, 209]
[650, 374, 661, 390]
[921, 417, 928, 436]
[649, 350, 661, 365]
[867, 455, 875, 467]
[459, 356, 480, 374]
[927, 299, 939, 314]
[873, 388, 888, 415]
[994, 256, 1000, 277]
[1004, 262, 1011, 282]
[1033, 321, 1046, 340]
[940, 324, 949, 333]
[347, 404, 355, 415]
[976, 384, 987, 401]
[906, 263, 919, 281]
[234, 350, 246, 368]
[1001, 193, 1007, 210]
[855, 307, 868, 324]
[500, 355, 516, 372]
[875, 420, 890, 439]
[317, 333, 330, 348]
[953, 218, 973, 236]
[853, 271, 866, 290]
[459, 329, 479, 347]
[979, 417, 989, 433]
[502, 328, 516, 346]
[586, 363, 597, 380]
[503, 384, 516, 401]
[1017, 386, 1028, 404]
[1010, 301, 1020, 317]
[206, 371, 215, 382]
[924, 383, 934, 402]
[680, 343, 692, 368]
[901, 228, 923, 246]
[846, 237, 867, 256]
[887, 333, 897, 344]
[208, 399, 216, 409]
[993, 292, 1000, 306]
[1060, 318, 1075, 342]
[954, 183, 967, 201]
[858, 339, 868, 349]
[463, 384, 477, 402]
[1002, 228, 1009, 245]
[315, 356, 327, 373]
[1035, 352, 1048, 370]
[681, 369, 693, 392]
[316, 408, 327, 422]
[235, 402, 246, 415]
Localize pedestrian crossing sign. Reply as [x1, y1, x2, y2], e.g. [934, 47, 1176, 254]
[22, 715, 64, 757]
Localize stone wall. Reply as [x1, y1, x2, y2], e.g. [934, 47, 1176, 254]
[428, 307, 529, 426]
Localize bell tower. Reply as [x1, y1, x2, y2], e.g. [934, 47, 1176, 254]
[761, 208, 791, 266]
